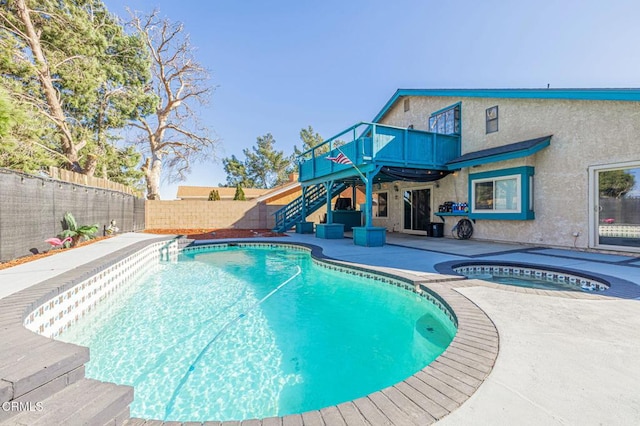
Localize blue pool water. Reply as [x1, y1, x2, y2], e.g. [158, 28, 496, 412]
[59, 246, 456, 422]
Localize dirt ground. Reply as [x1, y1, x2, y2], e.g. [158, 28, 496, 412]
[0, 236, 113, 270]
[142, 228, 288, 240]
[0, 229, 286, 270]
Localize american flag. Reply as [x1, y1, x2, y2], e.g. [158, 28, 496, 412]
[325, 152, 352, 165]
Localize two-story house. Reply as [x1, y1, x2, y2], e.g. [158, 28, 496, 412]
[275, 89, 640, 253]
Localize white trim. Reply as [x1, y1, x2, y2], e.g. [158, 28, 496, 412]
[400, 186, 432, 235]
[470, 174, 522, 214]
[588, 160, 640, 253]
[255, 181, 300, 202]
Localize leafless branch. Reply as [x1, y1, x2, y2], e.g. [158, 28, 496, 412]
[125, 9, 218, 198]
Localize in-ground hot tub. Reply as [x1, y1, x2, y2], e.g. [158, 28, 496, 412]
[439, 261, 611, 292]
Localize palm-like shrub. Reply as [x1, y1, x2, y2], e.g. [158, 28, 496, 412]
[60, 212, 99, 248]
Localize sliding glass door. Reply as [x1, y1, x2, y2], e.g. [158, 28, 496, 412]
[591, 163, 640, 251]
[403, 188, 431, 234]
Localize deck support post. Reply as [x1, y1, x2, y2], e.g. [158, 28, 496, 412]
[296, 185, 314, 234]
[353, 166, 386, 247]
[362, 166, 382, 227]
[300, 186, 308, 220]
[324, 180, 334, 224]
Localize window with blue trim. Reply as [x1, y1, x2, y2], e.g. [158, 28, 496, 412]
[469, 166, 535, 220]
[428, 103, 460, 135]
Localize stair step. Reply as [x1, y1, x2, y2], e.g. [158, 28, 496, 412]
[273, 182, 348, 233]
[0, 336, 89, 400]
[7, 378, 133, 426]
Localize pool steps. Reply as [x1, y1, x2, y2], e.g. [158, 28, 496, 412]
[0, 306, 134, 426]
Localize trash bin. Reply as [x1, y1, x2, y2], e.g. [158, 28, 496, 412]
[425, 222, 433, 237]
[431, 222, 444, 238]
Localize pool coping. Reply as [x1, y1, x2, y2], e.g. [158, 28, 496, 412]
[1, 237, 499, 426]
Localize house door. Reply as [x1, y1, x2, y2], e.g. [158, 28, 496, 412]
[403, 188, 431, 234]
[590, 163, 640, 252]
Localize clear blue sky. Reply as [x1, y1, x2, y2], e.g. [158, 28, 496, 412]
[103, 0, 640, 199]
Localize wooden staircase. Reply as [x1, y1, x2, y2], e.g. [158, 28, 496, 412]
[272, 182, 347, 232]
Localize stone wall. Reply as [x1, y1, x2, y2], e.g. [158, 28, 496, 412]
[145, 200, 282, 230]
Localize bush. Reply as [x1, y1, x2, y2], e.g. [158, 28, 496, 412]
[208, 189, 221, 201]
[234, 184, 246, 201]
[59, 212, 99, 247]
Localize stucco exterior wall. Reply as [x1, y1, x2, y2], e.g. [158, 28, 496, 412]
[376, 95, 640, 249]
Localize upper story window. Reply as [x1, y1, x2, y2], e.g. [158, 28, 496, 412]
[404, 98, 410, 112]
[428, 103, 460, 135]
[486, 105, 499, 133]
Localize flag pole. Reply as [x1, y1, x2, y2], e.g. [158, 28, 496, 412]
[334, 145, 367, 183]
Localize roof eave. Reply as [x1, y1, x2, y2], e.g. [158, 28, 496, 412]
[446, 138, 551, 170]
[372, 88, 640, 124]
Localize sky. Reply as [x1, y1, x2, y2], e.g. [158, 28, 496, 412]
[103, 0, 640, 199]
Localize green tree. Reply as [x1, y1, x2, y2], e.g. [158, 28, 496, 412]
[599, 169, 635, 198]
[244, 133, 291, 188]
[0, 86, 55, 172]
[0, 0, 153, 178]
[222, 155, 254, 188]
[293, 125, 327, 156]
[222, 133, 292, 189]
[128, 10, 219, 200]
[233, 184, 246, 201]
[102, 145, 145, 189]
[208, 189, 220, 201]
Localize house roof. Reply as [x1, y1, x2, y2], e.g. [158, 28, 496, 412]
[176, 186, 270, 199]
[256, 180, 301, 203]
[373, 88, 640, 123]
[446, 135, 552, 169]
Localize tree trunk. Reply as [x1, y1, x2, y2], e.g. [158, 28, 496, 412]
[143, 155, 162, 200]
[15, 0, 80, 169]
[84, 154, 98, 177]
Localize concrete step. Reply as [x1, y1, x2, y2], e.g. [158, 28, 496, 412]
[0, 334, 89, 401]
[5, 378, 133, 426]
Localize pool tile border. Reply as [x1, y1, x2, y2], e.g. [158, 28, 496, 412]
[452, 264, 609, 292]
[24, 240, 178, 339]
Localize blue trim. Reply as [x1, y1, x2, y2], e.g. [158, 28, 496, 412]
[430, 101, 462, 117]
[447, 137, 550, 169]
[468, 166, 535, 221]
[373, 88, 640, 123]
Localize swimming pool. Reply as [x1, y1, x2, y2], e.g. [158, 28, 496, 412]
[58, 244, 457, 422]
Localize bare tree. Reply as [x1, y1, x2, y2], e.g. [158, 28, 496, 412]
[128, 10, 219, 200]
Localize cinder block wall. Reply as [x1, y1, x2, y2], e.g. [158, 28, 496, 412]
[145, 200, 281, 229]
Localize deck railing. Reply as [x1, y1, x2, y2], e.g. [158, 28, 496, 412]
[298, 122, 460, 182]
